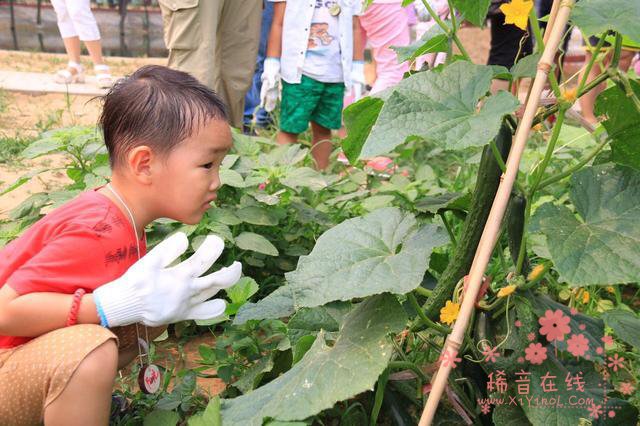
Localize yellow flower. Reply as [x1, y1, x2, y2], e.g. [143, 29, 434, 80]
[500, 0, 534, 31]
[562, 87, 577, 103]
[582, 290, 590, 304]
[606, 286, 615, 294]
[527, 264, 546, 282]
[497, 284, 517, 298]
[440, 300, 460, 325]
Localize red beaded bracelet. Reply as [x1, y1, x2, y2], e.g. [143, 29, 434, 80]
[66, 288, 86, 327]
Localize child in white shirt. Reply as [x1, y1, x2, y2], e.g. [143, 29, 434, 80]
[261, 0, 365, 170]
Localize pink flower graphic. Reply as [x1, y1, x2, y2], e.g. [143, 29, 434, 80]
[602, 335, 614, 346]
[567, 333, 589, 357]
[570, 307, 578, 315]
[482, 346, 500, 363]
[514, 320, 522, 327]
[439, 349, 462, 369]
[596, 346, 604, 354]
[588, 403, 603, 419]
[527, 332, 536, 341]
[480, 402, 491, 415]
[579, 323, 586, 330]
[517, 356, 525, 364]
[524, 343, 548, 365]
[607, 354, 624, 372]
[619, 382, 635, 395]
[366, 156, 394, 172]
[258, 182, 267, 191]
[538, 309, 571, 342]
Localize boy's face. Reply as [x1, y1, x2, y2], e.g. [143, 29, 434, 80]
[153, 118, 232, 224]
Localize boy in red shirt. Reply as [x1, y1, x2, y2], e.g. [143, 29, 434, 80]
[0, 65, 242, 425]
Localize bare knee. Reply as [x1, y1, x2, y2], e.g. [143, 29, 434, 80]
[74, 340, 118, 388]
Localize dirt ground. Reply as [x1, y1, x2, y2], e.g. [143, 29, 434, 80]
[0, 50, 165, 218]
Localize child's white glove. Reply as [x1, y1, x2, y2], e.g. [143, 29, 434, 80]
[93, 233, 241, 328]
[260, 57, 281, 112]
[350, 61, 366, 101]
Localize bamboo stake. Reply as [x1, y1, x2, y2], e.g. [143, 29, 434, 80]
[418, 1, 574, 424]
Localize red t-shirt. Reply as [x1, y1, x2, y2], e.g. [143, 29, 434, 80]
[0, 188, 147, 348]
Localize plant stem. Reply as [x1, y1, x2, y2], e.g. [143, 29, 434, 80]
[528, 108, 567, 197]
[388, 361, 428, 382]
[421, 0, 471, 61]
[528, 7, 562, 98]
[370, 368, 389, 426]
[490, 139, 507, 173]
[414, 286, 433, 298]
[538, 137, 609, 190]
[408, 292, 450, 334]
[439, 211, 457, 248]
[516, 108, 567, 272]
[577, 31, 608, 94]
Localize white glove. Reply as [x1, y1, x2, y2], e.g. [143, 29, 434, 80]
[260, 57, 281, 112]
[93, 233, 242, 328]
[350, 60, 366, 101]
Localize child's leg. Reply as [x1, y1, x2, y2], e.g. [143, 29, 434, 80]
[44, 340, 118, 426]
[50, 0, 81, 65]
[65, 0, 103, 65]
[310, 122, 333, 170]
[277, 130, 299, 145]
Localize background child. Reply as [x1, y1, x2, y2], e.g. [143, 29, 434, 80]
[261, 0, 365, 170]
[50, 0, 112, 87]
[0, 65, 242, 425]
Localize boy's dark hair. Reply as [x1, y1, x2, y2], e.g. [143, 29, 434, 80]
[99, 65, 228, 168]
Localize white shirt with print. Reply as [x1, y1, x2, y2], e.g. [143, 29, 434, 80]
[269, 0, 362, 87]
[302, 1, 343, 83]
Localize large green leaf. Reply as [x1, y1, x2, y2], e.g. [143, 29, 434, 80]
[533, 165, 640, 285]
[594, 80, 640, 171]
[531, 294, 604, 362]
[572, 0, 640, 42]
[602, 309, 640, 348]
[451, 0, 491, 27]
[359, 62, 520, 158]
[286, 207, 447, 308]
[221, 294, 407, 425]
[392, 21, 450, 64]
[234, 208, 446, 324]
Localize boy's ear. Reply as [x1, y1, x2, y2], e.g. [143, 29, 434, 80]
[127, 145, 154, 184]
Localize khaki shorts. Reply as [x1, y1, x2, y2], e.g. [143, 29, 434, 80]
[0, 325, 117, 426]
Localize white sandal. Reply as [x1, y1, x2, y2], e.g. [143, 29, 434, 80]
[94, 64, 113, 88]
[54, 61, 85, 84]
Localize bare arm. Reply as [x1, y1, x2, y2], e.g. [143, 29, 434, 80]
[353, 16, 364, 61]
[265, 2, 286, 59]
[0, 284, 100, 337]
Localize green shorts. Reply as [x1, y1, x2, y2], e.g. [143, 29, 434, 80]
[280, 75, 345, 134]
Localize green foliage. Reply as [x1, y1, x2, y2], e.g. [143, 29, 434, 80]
[220, 294, 407, 425]
[345, 61, 520, 159]
[595, 80, 640, 170]
[533, 164, 640, 286]
[572, 0, 640, 41]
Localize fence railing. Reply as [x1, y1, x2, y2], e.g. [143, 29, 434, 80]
[2, 0, 166, 57]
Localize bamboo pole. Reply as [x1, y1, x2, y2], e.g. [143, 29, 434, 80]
[418, 1, 574, 424]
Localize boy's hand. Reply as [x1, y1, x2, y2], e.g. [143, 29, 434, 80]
[93, 233, 241, 327]
[260, 57, 281, 112]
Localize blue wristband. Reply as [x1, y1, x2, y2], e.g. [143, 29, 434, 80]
[94, 297, 110, 327]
